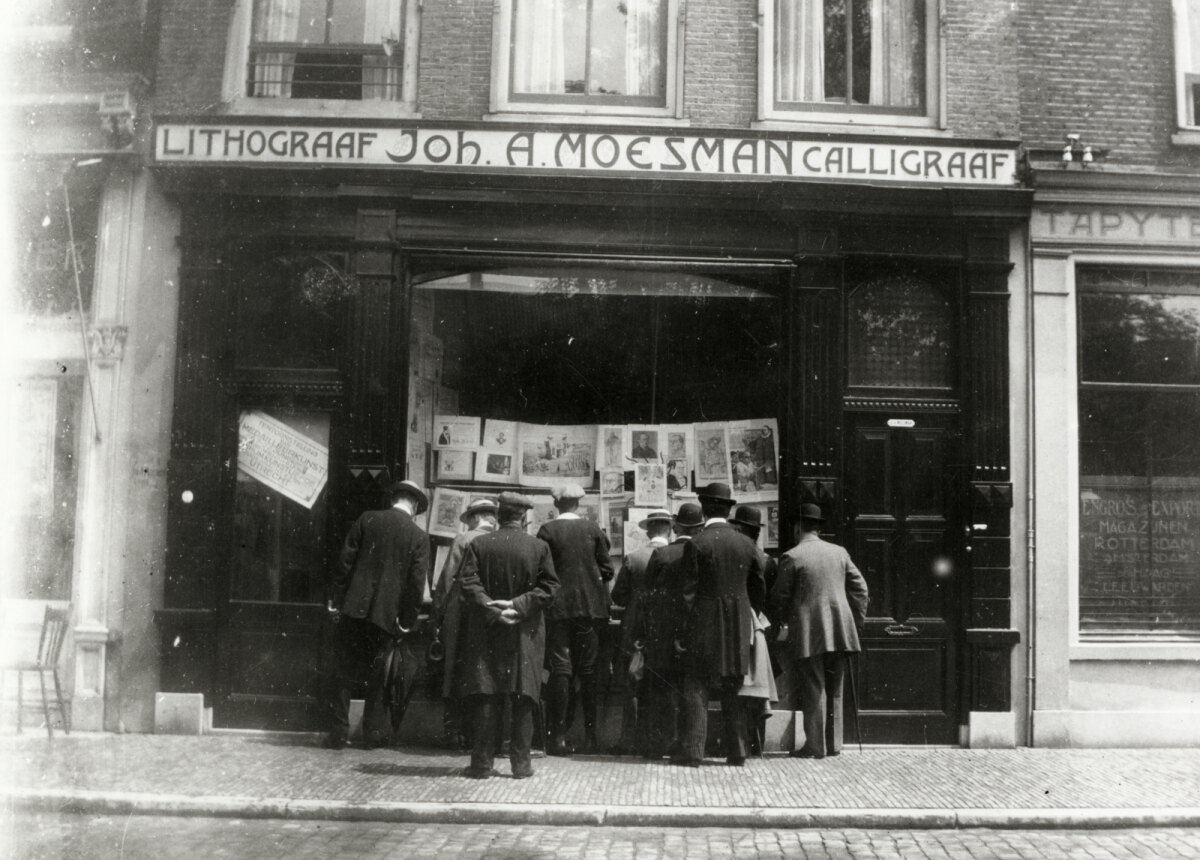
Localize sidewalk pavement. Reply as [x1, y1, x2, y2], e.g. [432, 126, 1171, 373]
[4, 733, 1200, 831]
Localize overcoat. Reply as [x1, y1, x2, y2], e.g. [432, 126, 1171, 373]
[680, 522, 765, 681]
[433, 522, 495, 699]
[335, 507, 430, 635]
[452, 523, 559, 700]
[612, 540, 667, 653]
[537, 517, 614, 621]
[769, 532, 869, 660]
[635, 537, 691, 673]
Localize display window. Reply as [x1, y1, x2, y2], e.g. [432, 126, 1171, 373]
[1077, 266, 1200, 639]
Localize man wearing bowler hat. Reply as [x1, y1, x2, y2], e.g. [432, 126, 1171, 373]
[325, 479, 431, 749]
[454, 492, 558, 779]
[770, 503, 869, 758]
[538, 483, 614, 755]
[432, 497, 499, 749]
[729, 504, 778, 754]
[673, 482, 765, 767]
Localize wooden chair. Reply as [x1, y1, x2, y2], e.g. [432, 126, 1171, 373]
[3, 605, 72, 740]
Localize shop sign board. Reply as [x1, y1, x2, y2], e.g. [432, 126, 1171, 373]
[1033, 205, 1200, 245]
[155, 121, 1018, 186]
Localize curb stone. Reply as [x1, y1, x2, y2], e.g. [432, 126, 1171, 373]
[8, 790, 1200, 830]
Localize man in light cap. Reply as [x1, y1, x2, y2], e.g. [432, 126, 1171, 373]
[453, 492, 558, 778]
[325, 479, 431, 749]
[538, 483, 614, 754]
[432, 497, 499, 749]
[610, 508, 672, 754]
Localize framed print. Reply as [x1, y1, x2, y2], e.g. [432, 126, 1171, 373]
[661, 423, 694, 475]
[602, 497, 627, 557]
[599, 469, 626, 495]
[517, 423, 597, 489]
[694, 423, 731, 486]
[430, 487, 469, 539]
[482, 419, 518, 452]
[433, 415, 481, 449]
[435, 448, 475, 481]
[628, 424, 661, 463]
[665, 458, 689, 493]
[597, 425, 627, 470]
[727, 418, 780, 502]
[474, 450, 516, 483]
[634, 462, 668, 507]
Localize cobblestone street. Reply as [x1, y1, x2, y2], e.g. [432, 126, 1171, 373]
[9, 814, 1200, 859]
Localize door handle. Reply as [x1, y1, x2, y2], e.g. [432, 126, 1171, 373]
[884, 623, 919, 637]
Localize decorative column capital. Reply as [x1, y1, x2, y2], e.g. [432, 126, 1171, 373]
[89, 325, 128, 363]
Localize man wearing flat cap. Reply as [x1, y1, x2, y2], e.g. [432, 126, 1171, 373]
[635, 501, 705, 758]
[538, 483, 614, 755]
[325, 479, 431, 749]
[453, 492, 558, 779]
[770, 503, 869, 759]
[432, 497, 499, 749]
[674, 482, 765, 767]
[610, 508, 672, 754]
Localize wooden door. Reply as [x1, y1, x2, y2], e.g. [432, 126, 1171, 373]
[843, 411, 964, 744]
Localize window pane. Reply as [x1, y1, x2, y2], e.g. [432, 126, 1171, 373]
[511, 0, 586, 95]
[1190, 0, 1200, 72]
[1079, 390, 1200, 638]
[823, 0, 848, 101]
[1079, 293, 1200, 385]
[235, 253, 341, 369]
[588, 0, 666, 98]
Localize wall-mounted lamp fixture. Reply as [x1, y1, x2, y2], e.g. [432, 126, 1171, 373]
[98, 91, 135, 149]
[1062, 133, 1094, 167]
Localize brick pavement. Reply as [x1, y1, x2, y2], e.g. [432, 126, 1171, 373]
[8, 814, 1200, 859]
[3, 733, 1200, 816]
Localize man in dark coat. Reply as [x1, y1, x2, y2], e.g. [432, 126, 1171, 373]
[635, 501, 704, 759]
[454, 492, 558, 779]
[770, 503, 869, 759]
[610, 508, 672, 754]
[325, 479, 431, 749]
[674, 483, 765, 767]
[729, 504, 778, 755]
[537, 483, 614, 755]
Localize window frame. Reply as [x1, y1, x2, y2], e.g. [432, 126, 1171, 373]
[222, 0, 420, 117]
[1175, 0, 1200, 131]
[757, 0, 942, 129]
[489, 0, 684, 120]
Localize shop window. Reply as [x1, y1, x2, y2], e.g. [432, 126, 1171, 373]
[225, 0, 419, 111]
[847, 274, 955, 390]
[1077, 267, 1200, 640]
[491, 0, 680, 118]
[234, 252, 343, 370]
[232, 409, 330, 603]
[4, 375, 81, 600]
[1175, 0, 1200, 129]
[761, 0, 939, 127]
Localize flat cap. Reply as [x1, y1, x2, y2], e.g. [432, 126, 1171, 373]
[551, 483, 586, 501]
[497, 491, 536, 509]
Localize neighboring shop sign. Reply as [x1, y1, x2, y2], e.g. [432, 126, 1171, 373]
[155, 122, 1018, 186]
[1033, 206, 1200, 245]
[237, 410, 329, 509]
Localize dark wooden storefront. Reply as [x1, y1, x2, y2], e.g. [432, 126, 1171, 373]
[154, 167, 1025, 742]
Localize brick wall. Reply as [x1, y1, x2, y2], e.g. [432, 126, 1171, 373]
[946, 0, 1021, 139]
[1018, 0, 1200, 171]
[683, 0, 759, 128]
[154, 0, 231, 112]
[417, 0, 493, 120]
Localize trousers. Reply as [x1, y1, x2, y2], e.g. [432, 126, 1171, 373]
[326, 616, 393, 746]
[469, 693, 535, 775]
[793, 651, 846, 757]
[680, 674, 748, 763]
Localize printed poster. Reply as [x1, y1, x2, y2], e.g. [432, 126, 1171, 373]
[597, 425, 627, 471]
[430, 487, 469, 539]
[661, 423, 694, 492]
[433, 415, 481, 449]
[694, 422, 731, 487]
[517, 423, 597, 489]
[727, 419, 780, 502]
[635, 462, 668, 507]
[236, 410, 329, 509]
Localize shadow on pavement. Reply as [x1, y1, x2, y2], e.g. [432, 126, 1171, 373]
[356, 762, 464, 777]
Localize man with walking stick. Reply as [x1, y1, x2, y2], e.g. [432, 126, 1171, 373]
[769, 503, 869, 758]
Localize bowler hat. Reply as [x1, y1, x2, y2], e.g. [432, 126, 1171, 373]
[637, 509, 673, 530]
[696, 482, 737, 505]
[799, 502, 825, 522]
[551, 483, 586, 501]
[729, 505, 763, 531]
[498, 491, 535, 509]
[673, 503, 704, 528]
[389, 479, 429, 515]
[460, 497, 498, 523]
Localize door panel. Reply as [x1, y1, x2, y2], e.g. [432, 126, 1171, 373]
[845, 412, 963, 745]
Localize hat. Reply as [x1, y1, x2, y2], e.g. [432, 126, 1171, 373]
[497, 491, 536, 509]
[460, 497, 498, 523]
[729, 505, 763, 531]
[673, 503, 704, 528]
[551, 483, 586, 501]
[696, 482, 737, 505]
[799, 502, 825, 522]
[637, 509, 673, 530]
[389, 480, 429, 515]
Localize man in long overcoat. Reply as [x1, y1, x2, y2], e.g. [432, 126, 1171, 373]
[635, 501, 704, 758]
[537, 483, 614, 754]
[770, 503, 869, 758]
[674, 483, 765, 767]
[454, 492, 558, 779]
[326, 479, 430, 749]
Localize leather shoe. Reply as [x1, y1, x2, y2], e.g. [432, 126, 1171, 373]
[669, 755, 701, 768]
[726, 757, 746, 767]
[511, 766, 534, 780]
[788, 749, 824, 759]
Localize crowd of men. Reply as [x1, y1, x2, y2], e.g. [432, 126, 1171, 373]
[325, 477, 869, 779]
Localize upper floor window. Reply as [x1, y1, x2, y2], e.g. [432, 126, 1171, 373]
[760, 0, 939, 127]
[1175, 0, 1200, 129]
[224, 0, 418, 113]
[491, 0, 680, 118]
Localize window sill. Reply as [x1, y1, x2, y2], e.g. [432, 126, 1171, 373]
[1070, 642, 1200, 661]
[753, 114, 943, 137]
[225, 97, 420, 120]
[1171, 129, 1200, 146]
[483, 111, 690, 128]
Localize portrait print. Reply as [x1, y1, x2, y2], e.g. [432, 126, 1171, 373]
[628, 426, 660, 462]
[600, 469, 626, 495]
[432, 415, 481, 450]
[727, 418, 780, 502]
[598, 425, 626, 470]
[694, 423, 731, 485]
[666, 459, 688, 492]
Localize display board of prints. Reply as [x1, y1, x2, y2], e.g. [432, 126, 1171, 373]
[475, 419, 518, 483]
[518, 423, 597, 489]
[236, 410, 329, 509]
